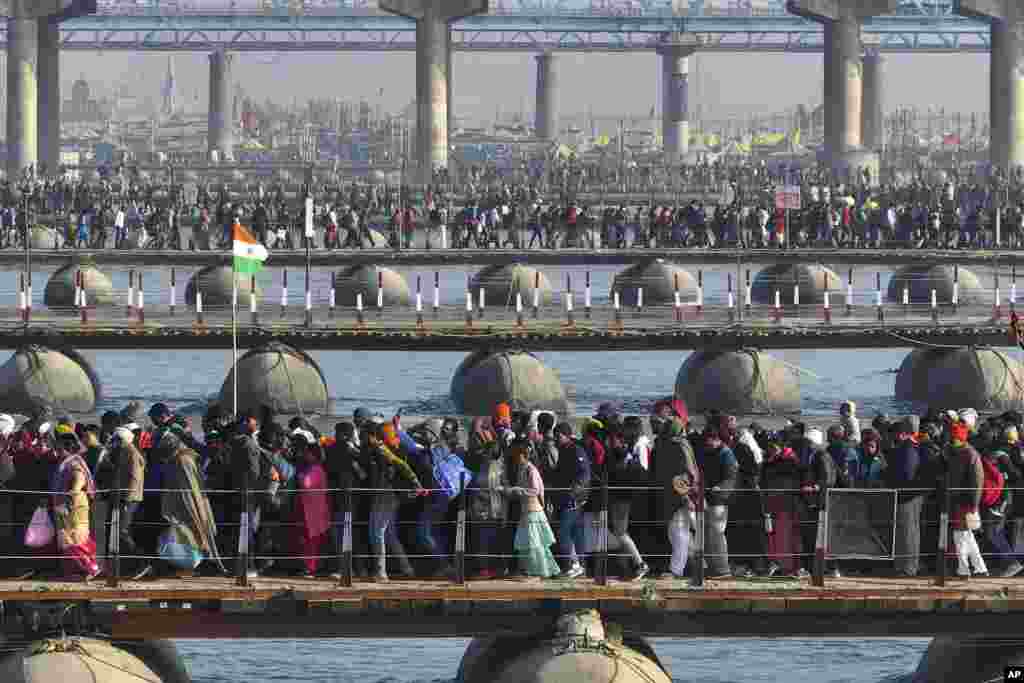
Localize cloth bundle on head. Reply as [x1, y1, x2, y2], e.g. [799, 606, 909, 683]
[291, 428, 316, 447]
[950, 422, 970, 445]
[1006, 426, 1020, 445]
[959, 409, 979, 431]
[113, 427, 135, 446]
[0, 414, 14, 437]
[805, 428, 825, 449]
[55, 423, 74, 436]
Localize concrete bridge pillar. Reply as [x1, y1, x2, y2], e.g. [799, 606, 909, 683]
[861, 49, 884, 151]
[787, 1, 897, 177]
[657, 38, 697, 163]
[535, 52, 559, 142]
[37, 18, 60, 175]
[208, 50, 234, 163]
[6, 16, 38, 180]
[381, 0, 488, 184]
[955, 1, 1023, 172]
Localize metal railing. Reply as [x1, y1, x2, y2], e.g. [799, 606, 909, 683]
[0, 478, 1017, 590]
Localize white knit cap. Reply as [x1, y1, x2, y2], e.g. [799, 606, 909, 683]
[113, 427, 135, 446]
[0, 414, 14, 437]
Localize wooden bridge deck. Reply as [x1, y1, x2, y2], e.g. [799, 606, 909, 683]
[2, 575, 1023, 639]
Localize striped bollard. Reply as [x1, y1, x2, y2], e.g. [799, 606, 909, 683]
[823, 273, 831, 324]
[636, 286, 644, 313]
[329, 272, 336, 319]
[876, 272, 884, 322]
[953, 265, 960, 313]
[79, 272, 89, 324]
[281, 269, 288, 318]
[1012, 264, 1017, 314]
[127, 269, 135, 318]
[612, 290, 622, 330]
[376, 270, 384, 319]
[433, 272, 440, 319]
[565, 274, 574, 327]
[26, 274, 31, 322]
[74, 270, 82, 316]
[250, 276, 258, 326]
[477, 286, 485, 320]
[745, 270, 752, 313]
[18, 274, 26, 323]
[931, 289, 938, 323]
[532, 272, 540, 319]
[515, 291, 524, 328]
[696, 270, 703, 316]
[727, 274, 735, 323]
[137, 273, 145, 325]
[902, 284, 909, 317]
[465, 276, 473, 327]
[773, 289, 782, 323]
[415, 276, 424, 328]
[673, 273, 682, 323]
[994, 270, 1002, 320]
[793, 278, 800, 309]
[305, 271, 313, 328]
[196, 289, 204, 326]
[846, 268, 853, 316]
[169, 268, 176, 317]
[584, 271, 592, 319]
[356, 292, 365, 326]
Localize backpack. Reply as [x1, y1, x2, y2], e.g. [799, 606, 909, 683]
[431, 445, 470, 501]
[981, 457, 1005, 508]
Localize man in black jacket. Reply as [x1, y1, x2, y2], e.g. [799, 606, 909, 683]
[548, 422, 591, 578]
[698, 429, 739, 579]
[229, 411, 265, 579]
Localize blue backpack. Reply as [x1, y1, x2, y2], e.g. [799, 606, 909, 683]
[431, 446, 470, 501]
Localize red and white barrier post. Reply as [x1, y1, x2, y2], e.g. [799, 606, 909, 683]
[376, 270, 384, 319]
[565, 274, 574, 326]
[169, 268, 177, 317]
[433, 271, 440, 319]
[696, 270, 704, 316]
[532, 272, 540, 319]
[876, 272, 884, 322]
[727, 273, 735, 323]
[584, 271, 592, 319]
[846, 268, 854, 317]
[823, 272, 831, 324]
[416, 275, 424, 328]
[127, 269, 135, 318]
[281, 269, 288, 318]
[250, 275, 258, 326]
[137, 272, 145, 325]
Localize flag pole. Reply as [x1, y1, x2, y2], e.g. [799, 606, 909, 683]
[232, 252, 239, 418]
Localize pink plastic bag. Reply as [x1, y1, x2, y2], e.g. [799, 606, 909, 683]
[24, 506, 54, 548]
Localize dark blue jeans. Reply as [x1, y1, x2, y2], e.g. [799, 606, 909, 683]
[556, 505, 585, 569]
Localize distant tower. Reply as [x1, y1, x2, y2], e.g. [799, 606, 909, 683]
[161, 56, 176, 117]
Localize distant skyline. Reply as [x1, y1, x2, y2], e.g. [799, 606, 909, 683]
[43, 49, 992, 124]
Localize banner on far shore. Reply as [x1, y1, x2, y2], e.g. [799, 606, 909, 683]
[825, 489, 898, 560]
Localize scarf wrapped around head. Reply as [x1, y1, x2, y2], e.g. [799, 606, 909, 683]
[380, 423, 401, 450]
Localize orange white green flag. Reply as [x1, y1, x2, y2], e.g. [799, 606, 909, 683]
[233, 223, 268, 274]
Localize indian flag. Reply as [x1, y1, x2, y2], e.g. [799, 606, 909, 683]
[233, 223, 268, 275]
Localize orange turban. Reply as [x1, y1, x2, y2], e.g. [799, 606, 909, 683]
[494, 403, 512, 423]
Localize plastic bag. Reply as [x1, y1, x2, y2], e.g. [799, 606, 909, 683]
[158, 527, 204, 570]
[24, 506, 54, 548]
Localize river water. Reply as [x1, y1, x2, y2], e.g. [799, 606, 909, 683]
[2, 262, 1002, 680]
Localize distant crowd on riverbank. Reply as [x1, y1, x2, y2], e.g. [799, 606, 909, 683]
[0, 397, 1021, 585]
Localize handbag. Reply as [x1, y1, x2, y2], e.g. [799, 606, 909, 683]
[24, 506, 55, 548]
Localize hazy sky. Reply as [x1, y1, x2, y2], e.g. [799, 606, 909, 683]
[58, 49, 991, 124]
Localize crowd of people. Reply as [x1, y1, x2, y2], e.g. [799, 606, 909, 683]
[0, 396, 1021, 584]
[2, 165, 1024, 252]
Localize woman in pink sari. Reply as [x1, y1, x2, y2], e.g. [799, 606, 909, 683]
[51, 429, 100, 581]
[292, 430, 331, 577]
